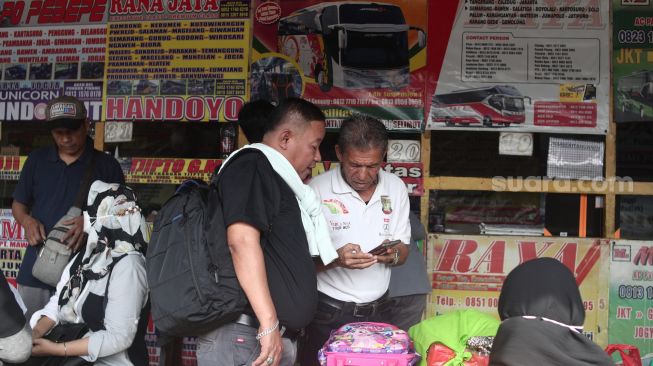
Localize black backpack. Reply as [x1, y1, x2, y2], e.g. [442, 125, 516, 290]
[146, 176, 247, 336]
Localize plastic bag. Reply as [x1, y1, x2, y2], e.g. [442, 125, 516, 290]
[605, 344, 642, 366]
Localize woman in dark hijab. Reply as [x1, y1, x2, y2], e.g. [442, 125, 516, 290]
[489, 257, 615, 366]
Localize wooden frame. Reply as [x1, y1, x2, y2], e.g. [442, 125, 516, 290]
[420, 129, 653, 240]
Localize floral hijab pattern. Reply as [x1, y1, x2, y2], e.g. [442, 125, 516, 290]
[58, 181, 148, 323]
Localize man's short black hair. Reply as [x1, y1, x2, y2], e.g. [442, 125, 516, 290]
[238, 99, 275, 143]
[265, 98, 325, 133]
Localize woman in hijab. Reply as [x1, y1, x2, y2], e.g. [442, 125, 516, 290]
[29, 181, 149, 366]
[489, 257, 614, 366]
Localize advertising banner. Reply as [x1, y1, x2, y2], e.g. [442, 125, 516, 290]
[251, 0, 428, 131]
[613, 0, 653, 123]
[0, 0, 107, 26]
[104, 0, 250, 122]
[0, 23, 106, 121]
[609, 240, 653, 364]
[123, 157, 222, 184]
[425, 1, 609, 134]
[426, 234, 610, 346]
[0, 209, 28, 283]
[313, 161, 424, 196]
[428, 191, 544, 233]
[122, 157, 424, 196]
[0, 155, 25, 180]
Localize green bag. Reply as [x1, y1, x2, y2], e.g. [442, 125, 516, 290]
[408, 309, 500, 366]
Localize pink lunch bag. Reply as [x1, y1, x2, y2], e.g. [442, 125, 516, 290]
[318, 322, 421, 366]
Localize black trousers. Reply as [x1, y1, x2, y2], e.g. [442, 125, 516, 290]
[299, 292, 392, 366]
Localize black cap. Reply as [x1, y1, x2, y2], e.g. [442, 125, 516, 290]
[46, 95, 86, 130]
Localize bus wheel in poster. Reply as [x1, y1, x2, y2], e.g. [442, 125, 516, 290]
[445, 117, 454, 127]
[640, 106, 645, 119]
[483, 116, 492, 127]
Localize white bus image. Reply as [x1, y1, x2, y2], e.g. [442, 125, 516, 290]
[277, 2, 426, 91]
[430, 85, 531, 127]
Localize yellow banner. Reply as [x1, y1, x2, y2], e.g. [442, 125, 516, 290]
[124, 157, 222, 184]
[0, 156, 26, 181]
[104, 18, 250, 121]
[426, 234, 610, 346]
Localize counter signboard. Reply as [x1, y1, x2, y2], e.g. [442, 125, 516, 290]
[609, 240, 653, 365]
[426, 234, 610, 346]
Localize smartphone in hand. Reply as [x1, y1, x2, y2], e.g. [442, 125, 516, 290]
[368, 239, 401, 255]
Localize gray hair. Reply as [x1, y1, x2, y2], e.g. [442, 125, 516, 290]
[337, 114, 388, 153]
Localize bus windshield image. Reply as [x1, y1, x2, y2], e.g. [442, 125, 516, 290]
[277, 2, 426, 91]
[429, 85, 531, 127]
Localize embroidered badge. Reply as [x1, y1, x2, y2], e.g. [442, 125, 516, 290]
[50, 103, 77, 118]
[323, 199, 349, 214]
[381, 195, 392, 214]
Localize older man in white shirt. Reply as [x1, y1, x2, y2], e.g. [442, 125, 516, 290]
[301, 114, 411, 366]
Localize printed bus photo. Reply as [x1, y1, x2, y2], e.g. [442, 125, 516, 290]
[277, 2, 426, 91]
[616, 70, 653, 120]
[429, 85, 531, 127]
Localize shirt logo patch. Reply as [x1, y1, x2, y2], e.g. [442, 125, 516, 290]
[323, 199, 349, 214]
[381, 195, 392, 214]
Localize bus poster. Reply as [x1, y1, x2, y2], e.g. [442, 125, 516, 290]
[251, 0, 428, 131]
[424, 1, 609, 134]
[613, 0, 653, 123]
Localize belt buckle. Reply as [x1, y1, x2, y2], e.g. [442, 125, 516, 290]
[353, 302, 375, 318]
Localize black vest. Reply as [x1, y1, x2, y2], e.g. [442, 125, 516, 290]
[68, 254, 150, 366]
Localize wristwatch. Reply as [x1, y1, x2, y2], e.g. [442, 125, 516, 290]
[391, 250, 399, 265]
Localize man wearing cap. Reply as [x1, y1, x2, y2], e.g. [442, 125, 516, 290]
[11, 95, 124, 319]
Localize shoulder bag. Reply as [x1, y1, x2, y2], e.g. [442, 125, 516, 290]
[17, 323, 92, 366]
[32, 151, 98, 287]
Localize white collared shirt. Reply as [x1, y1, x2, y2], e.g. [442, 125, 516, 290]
[309, 166, 411, 303]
